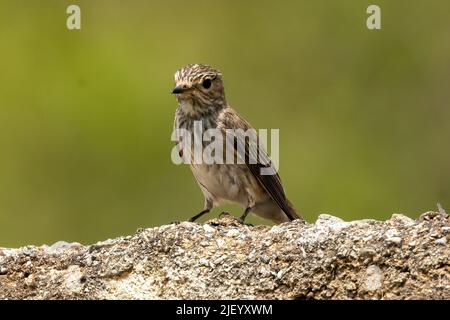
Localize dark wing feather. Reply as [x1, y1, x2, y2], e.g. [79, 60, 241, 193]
[218, 108, 300, 221]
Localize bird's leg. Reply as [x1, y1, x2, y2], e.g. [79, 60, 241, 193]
[189, 209, 210, 222]
[237, 207, 251, 224]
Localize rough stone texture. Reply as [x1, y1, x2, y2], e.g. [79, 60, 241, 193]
[0, 211, 449, 300]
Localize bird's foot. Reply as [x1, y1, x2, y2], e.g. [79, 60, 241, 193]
[219, 211, 232, 218]
[236, 217, 253, 227]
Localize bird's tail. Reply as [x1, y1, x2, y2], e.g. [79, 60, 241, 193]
[285, 199, 303, 221]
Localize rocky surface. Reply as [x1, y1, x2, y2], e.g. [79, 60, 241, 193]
[0, 211, 449, 299]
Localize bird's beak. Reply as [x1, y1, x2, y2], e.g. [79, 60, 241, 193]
[172, 85, 186, 94]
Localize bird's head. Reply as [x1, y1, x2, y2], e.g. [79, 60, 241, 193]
[172, 64, 226, 113]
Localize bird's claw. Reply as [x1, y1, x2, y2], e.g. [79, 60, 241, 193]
[236, 217, 253, 227]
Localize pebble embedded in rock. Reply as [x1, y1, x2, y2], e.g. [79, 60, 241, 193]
[386, 237, 402, 245]
[364, 265, 383, 291]
[225, 229, 240, 238]
[203, 224, 216, 234]
[260, 255, 270, 264]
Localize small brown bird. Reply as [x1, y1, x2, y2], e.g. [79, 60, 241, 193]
[172, 64, 301, 224]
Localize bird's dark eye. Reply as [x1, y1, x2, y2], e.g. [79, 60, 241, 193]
[202, 79, 212, 89]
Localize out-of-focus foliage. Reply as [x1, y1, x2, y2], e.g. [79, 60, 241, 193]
[0, 1, 448, 246]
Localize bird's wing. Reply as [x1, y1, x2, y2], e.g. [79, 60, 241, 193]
[218, 108, 300, 221]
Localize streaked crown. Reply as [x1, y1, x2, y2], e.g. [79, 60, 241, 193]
[174, 64, 222, 84]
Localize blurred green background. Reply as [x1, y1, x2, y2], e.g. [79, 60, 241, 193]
[0, 1, 449, 247]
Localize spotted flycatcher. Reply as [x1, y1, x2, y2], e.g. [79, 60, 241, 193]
[172, 64, 301, 224]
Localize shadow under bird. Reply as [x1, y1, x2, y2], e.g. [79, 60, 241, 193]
[172, 64, 301, 224]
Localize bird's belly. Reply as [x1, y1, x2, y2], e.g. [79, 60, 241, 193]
[191, 164, 260, 205]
